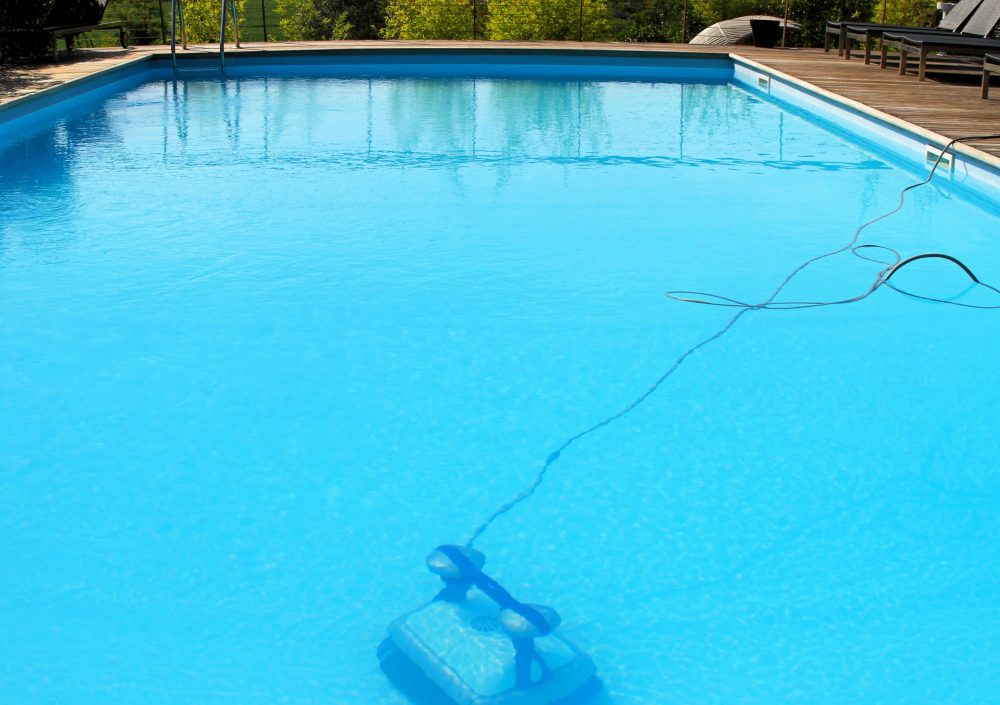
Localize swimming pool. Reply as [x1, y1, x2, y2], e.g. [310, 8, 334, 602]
[1, 52, 998, 705]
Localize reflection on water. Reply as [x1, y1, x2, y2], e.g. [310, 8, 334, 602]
[386, 78, 479, 155]
[480, 79, 609, 158]
[0, 74, 900, 270]
[119, 76, 901, 183]
[382, 78, 609, 158]
[0, 105, 119, 261]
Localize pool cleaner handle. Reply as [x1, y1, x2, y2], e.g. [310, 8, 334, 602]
[426, 545, 562, 687]
[426, 545, 559, 636]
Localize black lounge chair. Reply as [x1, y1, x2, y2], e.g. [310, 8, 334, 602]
[881, 32, 1000, 80]
[824, 22, 941, 58]
[824, 0, 985, 61]
[46, 0, 127, 62]
[876, 0, 1000, 80]
[983, 53, 1000, 97]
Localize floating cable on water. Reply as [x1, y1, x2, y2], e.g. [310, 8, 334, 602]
[666, 248, 1000, 310]
[465, 133, 1000, 548]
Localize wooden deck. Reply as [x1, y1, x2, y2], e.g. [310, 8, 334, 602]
[2, 40, 999, 159]
[740, 47, 1000, 159]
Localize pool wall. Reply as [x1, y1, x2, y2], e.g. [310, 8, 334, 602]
[731, 58, 1000, 198]
[2, 48, 1000, 202]
[160, 49, 735, 81]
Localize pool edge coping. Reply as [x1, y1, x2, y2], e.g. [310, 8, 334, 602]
[0, 53, 153, 116]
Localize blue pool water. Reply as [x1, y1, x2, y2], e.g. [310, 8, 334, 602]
[1, 63, 999, 704]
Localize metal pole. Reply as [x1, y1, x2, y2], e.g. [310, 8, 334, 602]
[170, 0, 177, 70]
[261, 0, 268, 42]
[878, 0, 889, 53]
[679, 83, 684, 159]
[681, 0, 688, 43]
[782, 0, 789, 47]
[178, 0, 187, 49]
[578, 0, 584, 41]
[472, 0, 477, 40]
[232, 0, 240, 47]
[158, 0, 167, 44]
[219, 0, 227, 67]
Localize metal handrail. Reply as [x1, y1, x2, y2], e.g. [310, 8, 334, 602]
[169, 0, 240, 72]
[219, 0, 241, 69]
[169, 0, 187, 72]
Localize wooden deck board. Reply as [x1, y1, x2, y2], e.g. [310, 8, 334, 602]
[2, 41, 999, 158]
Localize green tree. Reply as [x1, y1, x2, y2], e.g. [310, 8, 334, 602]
[0, 0, 54, 62]
[276, 0, 354, 38]
[381, 0, 474, 38]
[98, 0, 163, 45]
[607, 0, 693, 42]
[690, 0, 778, 25]
[873, 0, 937, 27]
[179, 0, 247, 43]
[793, 0, 877, 45]
[487, 0, 612, 40]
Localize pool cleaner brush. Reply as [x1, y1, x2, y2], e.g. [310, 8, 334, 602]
[378, 545, 601, 705]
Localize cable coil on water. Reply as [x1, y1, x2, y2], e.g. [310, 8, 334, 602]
[465, 133, 1000, 548]
[666, 248, 1000, 310]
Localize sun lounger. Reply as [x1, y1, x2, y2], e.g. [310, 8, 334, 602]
[824, 0, 985, 60]
[842, 25, 944, 63]
[881, 32, 1000, 80]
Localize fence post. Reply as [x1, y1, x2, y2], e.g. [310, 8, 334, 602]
[261, 0, 268, 41]
[473, 0, 478, 40]
[578, 0, 584, 41]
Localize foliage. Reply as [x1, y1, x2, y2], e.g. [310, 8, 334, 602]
[339, 0, 389, 39]
[1, 0, 894, 60]
[177, 0, 247, 43]
[381, 0, 474, 38]
[0, 0, 53, 33]
[0, 0, 54, 62]
[361, 0, 390, 38]
[793, 0, 877, 45]
[101, 0, 163, 45]
[487, 0, 612, 39]
[277, 0, 376, 39]
[608, 0, 694, 42]
[690, 0, 779, 25]
[873, 0, 937, 27]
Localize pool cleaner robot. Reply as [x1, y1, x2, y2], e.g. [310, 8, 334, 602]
[378, 545, 601, 705]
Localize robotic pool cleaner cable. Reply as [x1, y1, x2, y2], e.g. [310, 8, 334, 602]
[666, 248, 1000, 310]
[465, 133, 1000, 548]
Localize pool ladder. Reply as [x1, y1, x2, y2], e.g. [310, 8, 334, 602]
[169, 0, 240, 72]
